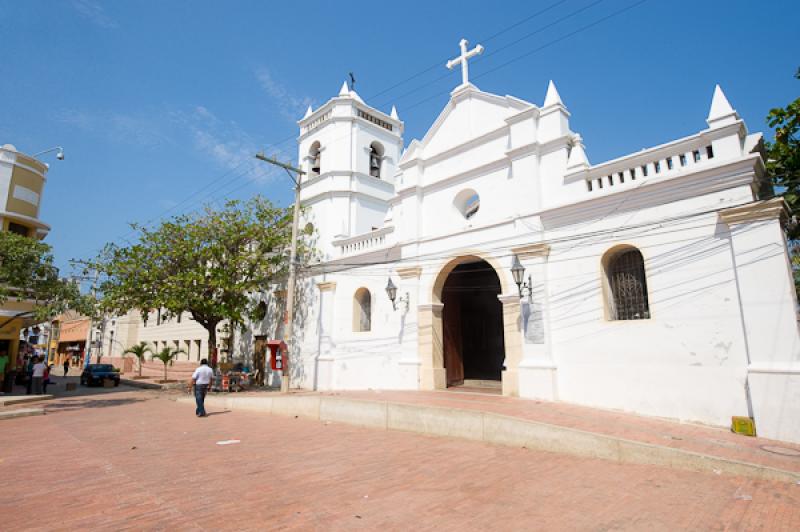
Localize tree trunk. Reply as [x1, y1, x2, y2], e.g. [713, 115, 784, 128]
[206, 324, 219, 368]
[138, 356, 143, 377]
[163, 362, 167, 382]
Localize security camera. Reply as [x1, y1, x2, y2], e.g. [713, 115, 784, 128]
[56, 148, 64, 160]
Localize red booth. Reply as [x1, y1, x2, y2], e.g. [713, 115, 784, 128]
[267, 340, 287, 371]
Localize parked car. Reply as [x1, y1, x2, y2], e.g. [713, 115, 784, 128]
[80, 364, 120, 387]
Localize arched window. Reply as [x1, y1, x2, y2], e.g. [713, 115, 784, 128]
[604, 247, 650, 320]
[309, 141, 321, 177]
[369, 142, 384, 179]
[353, 288, 371, 332]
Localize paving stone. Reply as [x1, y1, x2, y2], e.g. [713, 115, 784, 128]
[0, 390, 798, 530]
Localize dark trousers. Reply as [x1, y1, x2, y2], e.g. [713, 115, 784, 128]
[194, 384, 208, 416]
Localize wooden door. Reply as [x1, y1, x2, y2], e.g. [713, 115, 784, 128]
[253, 336, 267, 386]
[442, 291, 464, 386]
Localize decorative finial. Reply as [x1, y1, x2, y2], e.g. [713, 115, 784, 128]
[543, 80, 563, 107]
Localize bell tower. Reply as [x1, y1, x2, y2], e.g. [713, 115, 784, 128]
[297, 81, 403, 259]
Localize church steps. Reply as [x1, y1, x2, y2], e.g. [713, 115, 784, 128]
[176, 392, 800, 484]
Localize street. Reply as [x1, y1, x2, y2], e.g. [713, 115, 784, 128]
[1, 387, 798, 531]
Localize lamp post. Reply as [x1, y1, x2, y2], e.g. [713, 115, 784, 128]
[254, 152, 304, 393]
[31, 146, 65, 161]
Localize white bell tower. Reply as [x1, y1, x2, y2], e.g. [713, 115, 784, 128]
[297, 81, 403, 259]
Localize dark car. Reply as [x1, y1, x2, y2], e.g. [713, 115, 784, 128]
[80, 364, 120, 387]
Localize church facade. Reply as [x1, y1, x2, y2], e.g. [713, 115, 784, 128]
[286, 42, 800, 444]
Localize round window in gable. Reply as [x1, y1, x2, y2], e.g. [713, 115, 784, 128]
[454, 188, 480, 220]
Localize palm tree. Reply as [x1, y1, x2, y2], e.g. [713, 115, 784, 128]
[152, 346, 185, 382]
[123, 342, 152, 377]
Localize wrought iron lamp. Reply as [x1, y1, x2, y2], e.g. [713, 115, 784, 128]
[385, 277, 409, 311]
[511, 254, 533, 302]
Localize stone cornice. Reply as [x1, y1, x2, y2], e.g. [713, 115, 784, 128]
[418, 303, 444, 312]
[397, 266, 422, 279]
[316, 281, 337, 292]
[718, 197, 789, 226]
[511, 243, 551, 258]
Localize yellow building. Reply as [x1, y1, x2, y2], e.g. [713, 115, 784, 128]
[0, 144, 52, 375]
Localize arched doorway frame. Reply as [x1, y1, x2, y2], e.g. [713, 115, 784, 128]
[418, 251, 523, 396]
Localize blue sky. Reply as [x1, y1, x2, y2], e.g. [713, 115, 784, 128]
[2, 0, 798, 274]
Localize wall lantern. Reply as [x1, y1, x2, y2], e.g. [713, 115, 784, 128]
[385, 277, 409, 312]
[511, 254, 533, 302]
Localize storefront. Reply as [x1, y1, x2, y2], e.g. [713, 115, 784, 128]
[56, 317, 90, 367]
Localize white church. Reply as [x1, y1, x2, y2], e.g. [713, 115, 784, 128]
[284, 39, 800, 444]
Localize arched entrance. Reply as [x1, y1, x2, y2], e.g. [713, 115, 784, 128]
[441, 259, 505, 387]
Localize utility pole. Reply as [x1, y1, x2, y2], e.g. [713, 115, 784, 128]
[255, 152, 304, 393]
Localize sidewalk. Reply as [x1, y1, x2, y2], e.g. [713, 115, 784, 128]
[183, 388, 800, 481]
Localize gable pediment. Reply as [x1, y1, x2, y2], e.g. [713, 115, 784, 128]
[401, 85, 533, 163]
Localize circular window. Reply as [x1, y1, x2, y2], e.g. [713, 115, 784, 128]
[454, 188, 480, 220]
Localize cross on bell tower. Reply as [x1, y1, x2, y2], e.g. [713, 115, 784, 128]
[446, 38, 484, 87]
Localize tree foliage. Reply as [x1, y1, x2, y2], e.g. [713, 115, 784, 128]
[766, 67, 800, 238]
[0, 230, 95, 321]
[93, 196, 304, 364]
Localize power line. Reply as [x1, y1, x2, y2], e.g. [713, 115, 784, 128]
[97, 0, 650, 255]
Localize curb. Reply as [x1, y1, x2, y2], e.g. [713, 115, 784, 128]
[177, 394, 800, 483]
[120, 379, 168, 390]
[0, 395, 53, 407]
[0, 407, 45, 420]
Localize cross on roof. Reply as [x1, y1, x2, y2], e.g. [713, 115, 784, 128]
[446, 38, 484, 87]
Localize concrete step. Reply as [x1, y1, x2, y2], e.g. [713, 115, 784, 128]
[0, 407, 45, 420]
[0, 395, 53, 407]
[176, 393, 800, 484]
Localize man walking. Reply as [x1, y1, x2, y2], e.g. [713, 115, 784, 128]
[31, 357, 47, 395]
[63, 359, 69, 377]
[191, 359, 213, 417]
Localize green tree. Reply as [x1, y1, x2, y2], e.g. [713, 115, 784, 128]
[0, 231, 95, 323]
[123, 341, 152, 377]
[93, 196, 304, 365]
[151, 346, 184, 382]
[766, 67, 800, 238]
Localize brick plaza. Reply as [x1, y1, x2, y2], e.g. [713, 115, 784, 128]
[1, 388, 799, 531]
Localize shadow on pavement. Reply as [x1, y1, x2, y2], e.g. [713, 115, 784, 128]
[45, 396, 151, 412]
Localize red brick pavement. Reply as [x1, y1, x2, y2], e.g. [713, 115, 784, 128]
[1, 390, 799, 531]
[318, 390, 800, 474]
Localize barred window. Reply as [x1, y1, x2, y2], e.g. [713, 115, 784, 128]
[606, 248, 650, 320]
[353, 288, 371, 332]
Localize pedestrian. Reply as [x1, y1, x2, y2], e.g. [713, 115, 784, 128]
[31, 357, 47, 395]
[25, 355, 34, 394]
[191, 358, 214, 417]
[0, 351, 8, 390]
[63, 359, 69, 377]
[42, 364, 52, 394]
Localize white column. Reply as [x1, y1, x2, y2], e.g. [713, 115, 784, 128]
[720, 199, 800, 443]
[511, 243, 558, 400]
[396, 266, 422, 389]
[315, 281, 337, 390]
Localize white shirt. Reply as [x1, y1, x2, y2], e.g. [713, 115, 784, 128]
[32, 362, 47, 378]
[192, 365, 214, 385]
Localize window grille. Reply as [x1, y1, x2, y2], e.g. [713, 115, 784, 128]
[607, 249, 650, 320]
